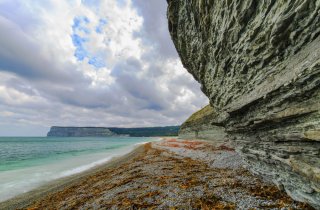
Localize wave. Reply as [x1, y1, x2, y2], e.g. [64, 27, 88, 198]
[58, 156, 113, 177]
[0, 137, 153, 202]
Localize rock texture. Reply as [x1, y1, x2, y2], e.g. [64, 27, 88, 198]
[168, 0, 320, 208]
[179, 105, 227, 141]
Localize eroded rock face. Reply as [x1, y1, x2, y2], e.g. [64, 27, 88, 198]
[168, 0, 320, 208]
[179, 105, 227, 141]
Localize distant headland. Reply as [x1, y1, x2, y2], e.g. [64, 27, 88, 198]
[47, 126, 180, 137]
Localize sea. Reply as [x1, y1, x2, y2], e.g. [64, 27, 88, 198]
[0, 136, 156, 202]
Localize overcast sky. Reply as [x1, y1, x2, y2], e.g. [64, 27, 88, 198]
[0, 0, 208, 136]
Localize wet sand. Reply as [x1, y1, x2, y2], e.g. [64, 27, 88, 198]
[0, 138, 314, 210]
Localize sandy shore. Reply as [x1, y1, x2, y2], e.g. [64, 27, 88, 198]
[0, 138, 314, 210]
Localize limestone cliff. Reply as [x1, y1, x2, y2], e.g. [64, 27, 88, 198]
[47, 126, 180, 137]
[168, 0, 320, 208]
[179, 105, 226, 141]
[47, 127, 115, 137]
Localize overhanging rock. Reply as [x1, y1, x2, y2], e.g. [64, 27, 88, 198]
[168, 0, 320, 208]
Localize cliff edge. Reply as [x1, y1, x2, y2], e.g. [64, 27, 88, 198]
[179, 105, 226, 141]
[168, 0, 320, 208]
[47, 126, 180, 137]
[47, 127, 115, 137]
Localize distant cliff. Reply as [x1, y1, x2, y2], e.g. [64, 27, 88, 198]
[168, 0, 320, 208]
[47, 127, 115, 137]
[47, 126, 180, 137]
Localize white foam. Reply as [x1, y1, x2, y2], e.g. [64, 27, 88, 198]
[0, 142, 142, 202]
[134, 141, 149, 145]
[58, 156, 113, 177]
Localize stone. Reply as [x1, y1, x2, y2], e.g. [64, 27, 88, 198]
[168, 0, 320, 208]
[179, 105, 227, 141]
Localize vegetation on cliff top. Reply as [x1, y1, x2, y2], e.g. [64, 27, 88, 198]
[48, 126, 180, 137]
[180, 105, 215, 130]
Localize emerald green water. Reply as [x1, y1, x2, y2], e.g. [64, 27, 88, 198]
[0, 137, 155, 202]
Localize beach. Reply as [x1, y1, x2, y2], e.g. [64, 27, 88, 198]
[0, 137, 155, 202]
[0, 138, 314, 210]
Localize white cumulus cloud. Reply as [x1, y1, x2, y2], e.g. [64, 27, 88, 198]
[0, 0, 208, 136]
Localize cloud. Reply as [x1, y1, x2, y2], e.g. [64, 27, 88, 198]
[132, 0, 178, 58]
[0, 0, 208, 136]
[0, 15, 88, 85]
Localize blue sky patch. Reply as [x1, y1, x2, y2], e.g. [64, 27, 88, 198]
[72, 16, 90, 34]
[71, 31, 89, 61]
[88, 56, 106, 68]
[95, 18, 107, 34]
[71, 34, 87, 47]
[71, 16, 106, 68]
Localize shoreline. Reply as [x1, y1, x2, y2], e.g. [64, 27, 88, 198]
[0, 143, 147, 210]
[1, 138, 314, 209]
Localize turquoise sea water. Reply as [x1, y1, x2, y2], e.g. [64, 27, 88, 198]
[0, 137, 156, 202]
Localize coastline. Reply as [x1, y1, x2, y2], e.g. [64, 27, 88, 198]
[1, 138, 314, 209]
[0, 143, 146, 210]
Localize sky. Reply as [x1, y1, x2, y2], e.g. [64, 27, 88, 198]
[0, 0, 208, 136]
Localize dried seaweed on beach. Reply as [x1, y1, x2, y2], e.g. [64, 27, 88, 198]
[25, 139, 314, 210]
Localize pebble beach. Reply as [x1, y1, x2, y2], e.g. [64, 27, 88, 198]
[1, 138, 314, 210]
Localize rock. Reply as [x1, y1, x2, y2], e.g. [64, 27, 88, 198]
[179, 105, 227, 141]
[47, 126, 115, 137]
[47, 126, 180, 137]
[168, 0, 320, 208]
